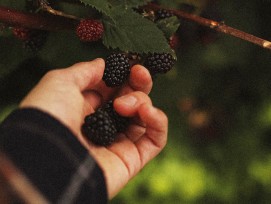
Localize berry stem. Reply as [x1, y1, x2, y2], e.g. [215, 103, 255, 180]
[0, 6, 78, 31]
[38, 0, 81, 20]
[146, 3, 271, 50]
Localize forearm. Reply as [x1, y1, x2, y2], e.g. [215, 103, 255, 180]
[0, 108, 107, 204]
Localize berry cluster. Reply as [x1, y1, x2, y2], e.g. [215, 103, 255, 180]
[12, 18, 104, 52]
[102, 51, 175, 87]
[82, 100, 130, 146]
[12, 27, 48, 52]
[82, 51, 175, 146]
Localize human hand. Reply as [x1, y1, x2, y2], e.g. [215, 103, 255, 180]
[20, 58, 168, 199]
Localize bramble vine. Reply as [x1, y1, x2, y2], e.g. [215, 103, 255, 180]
[0, 1, 270, 51]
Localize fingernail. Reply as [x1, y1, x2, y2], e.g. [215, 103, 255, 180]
[93, 58, 103, 62]
[118, 95, 137, 107]
[92, 58, 105, 65]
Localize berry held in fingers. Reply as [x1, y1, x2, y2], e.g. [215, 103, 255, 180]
[103, 100, 130, 132]
[82, 108, 117, 146]
[103, 53, 131, 87]
[82, 100, 130, 146]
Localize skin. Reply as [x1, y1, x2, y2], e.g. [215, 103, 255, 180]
[20, 58, 168, 199]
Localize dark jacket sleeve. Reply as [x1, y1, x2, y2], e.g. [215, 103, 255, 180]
[0, 108, 108, 204]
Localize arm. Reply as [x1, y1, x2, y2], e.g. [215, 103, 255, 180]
[0, 108, 107, 204]
[0, 58, 168, 201]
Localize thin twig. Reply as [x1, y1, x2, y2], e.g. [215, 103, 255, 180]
[0, 6, 78, 31]
[38, 0, 81, 20]
[146, 3, 271, 50]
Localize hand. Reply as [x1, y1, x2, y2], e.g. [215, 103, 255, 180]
[20, 58, 168, 199]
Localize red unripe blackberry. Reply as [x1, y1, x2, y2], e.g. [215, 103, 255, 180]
[82, 109, 117, 146]
[12, 27, 32, 40]
[76, 19, 104, 42]
[103, 53, 131, 87]
[144, 53, 175, 76]
[169, 33, 181, 50]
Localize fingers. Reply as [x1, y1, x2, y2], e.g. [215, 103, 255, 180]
[65, 58, 105, 91]
[129, 65, 152, 94]
[118, 64, 153, 96]
[135, 103, 168, 166]
[93, 64, 152, 102]
[108, 92, 168, 176]
[82, 90, 103, 115]
[114, 91, 152, 117]
[114, 91, 168, 158]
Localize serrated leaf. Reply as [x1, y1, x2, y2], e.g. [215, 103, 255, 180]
[79, 0, 111, 16]
[102, 10, 172, 54]
[156, 16, 180, 39]
[109, 0, 152, 8]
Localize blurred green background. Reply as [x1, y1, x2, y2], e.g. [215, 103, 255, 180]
[1, 0, 271, 203]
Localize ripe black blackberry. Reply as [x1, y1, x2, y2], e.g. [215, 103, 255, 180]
[103, 100, 130, 132]
[23, 30, 48, 52]
[82, 109, 117, 146]
[103, 53, 131, 87]
[155, 9, 174, 21]
[144, 52, 175, 76]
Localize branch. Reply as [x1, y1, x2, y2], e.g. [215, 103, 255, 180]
[38, 0, 81, 20]
[146, 3, 271, 50]
[0, 6, 78, 31]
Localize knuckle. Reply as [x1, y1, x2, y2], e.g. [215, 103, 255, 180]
[134, 91, 151, 102]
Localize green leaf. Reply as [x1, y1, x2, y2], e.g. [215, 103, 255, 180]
[102, 9, 172, 54]
[156, 16, 180, 39]
[156, 0, 183, 8]
[109, 0, 152, 8]
[79, 0, 111, 16]
[0, 0, 25, 10]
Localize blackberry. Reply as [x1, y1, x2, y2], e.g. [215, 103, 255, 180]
[155, 9, 174, 21]
[144, 53, 175, 76]
[82, 109, 117, 146]
[12, 27, 32, 40]
[103, 100, 130, 132]
[103, 53, 131, 87]
[22, 30, 48, 52]
[76, 19, 104, 42]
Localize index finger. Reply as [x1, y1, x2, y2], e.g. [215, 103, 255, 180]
[118, 64, 153, 96]
[65, 58, 105, 91]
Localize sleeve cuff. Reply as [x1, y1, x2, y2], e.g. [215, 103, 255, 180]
[0, 108, 107, 203]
